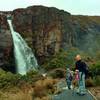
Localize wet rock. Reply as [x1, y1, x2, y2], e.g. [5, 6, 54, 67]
[0, 14, 15, 72]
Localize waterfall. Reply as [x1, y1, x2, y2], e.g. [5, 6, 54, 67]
[7, 19, 38, 75]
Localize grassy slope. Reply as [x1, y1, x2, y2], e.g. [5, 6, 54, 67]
[72, 15, 100, 25]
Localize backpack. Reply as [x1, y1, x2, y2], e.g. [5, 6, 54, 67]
[82, 62, 89, 79]
[69, 73, 73, 81]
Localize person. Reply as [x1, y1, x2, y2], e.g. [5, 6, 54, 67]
[66, 68, 73, 90]
[75, 54, 87, 95]
[72, 69, 79, 90]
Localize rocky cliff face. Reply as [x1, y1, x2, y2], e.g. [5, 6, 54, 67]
[12, 6, 75, 64]
[0, 5, 100, 68]
[71, 15, 100, 54]
[0, 14, 15, 72]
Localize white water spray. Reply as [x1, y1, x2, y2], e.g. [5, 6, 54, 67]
[7, 19, 38, 75]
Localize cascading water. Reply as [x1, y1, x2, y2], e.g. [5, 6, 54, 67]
[7, 19, 38, 75]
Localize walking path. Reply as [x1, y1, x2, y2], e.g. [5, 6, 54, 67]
[53, 89, 95, 100]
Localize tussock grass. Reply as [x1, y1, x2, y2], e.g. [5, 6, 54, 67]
[0, 90, 32, 100]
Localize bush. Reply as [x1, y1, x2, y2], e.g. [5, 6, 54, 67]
[43, 48, 83, 70]
[32, 78, 58, 99]
[43, 50, 67, 70]
[86, 78, 95, 87]
[93, 76, 100, 86]
[86, 76, 100, 87]
[89, 61, 100, 76]
[0, 69, 40, 89]
[24, 70, 43, 84]
[48, 69, 66, 79]
[0, 69, 21, 89]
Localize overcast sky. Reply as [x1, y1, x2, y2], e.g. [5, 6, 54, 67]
[0, 0, 100, 15]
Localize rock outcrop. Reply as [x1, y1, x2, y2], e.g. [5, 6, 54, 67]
[12, 6, 75, 64]
[0, 14, 15, 72]
[0, 5, 100, 68]
[71, 15, 100, 53]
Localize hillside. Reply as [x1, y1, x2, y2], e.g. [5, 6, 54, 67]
[0, 5, 100, 69]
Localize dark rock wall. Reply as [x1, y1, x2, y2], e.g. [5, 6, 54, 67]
[12, 6, 75, 64]
[0, 14, 15, 72]
[71, 15, 100, 53]
[0, 6, 100, 68]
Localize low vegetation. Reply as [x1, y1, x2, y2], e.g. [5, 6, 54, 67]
[0, 48, 100, 99]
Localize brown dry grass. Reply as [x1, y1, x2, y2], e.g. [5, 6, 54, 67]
[89, 86, 100, 100]
[0, 77, 58, 100]
[0, 83, 33, 100]
[86, 78, 95, 87]
[32, 77, 58, 99]
[0, 90, 32, 100]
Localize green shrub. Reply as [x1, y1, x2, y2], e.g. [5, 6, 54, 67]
[0, 69, 21, 89]
[48, 69, 65, 79]
[43, 48, 83, 70]
[93, 75, 100, 86]
[0, 69, 40, 90]
[25, 70, 40, 83]
[26, 70, 38, 77]
[89, 61, 100, 76]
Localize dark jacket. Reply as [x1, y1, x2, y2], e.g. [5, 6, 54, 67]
[75, 60, 87, 74]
